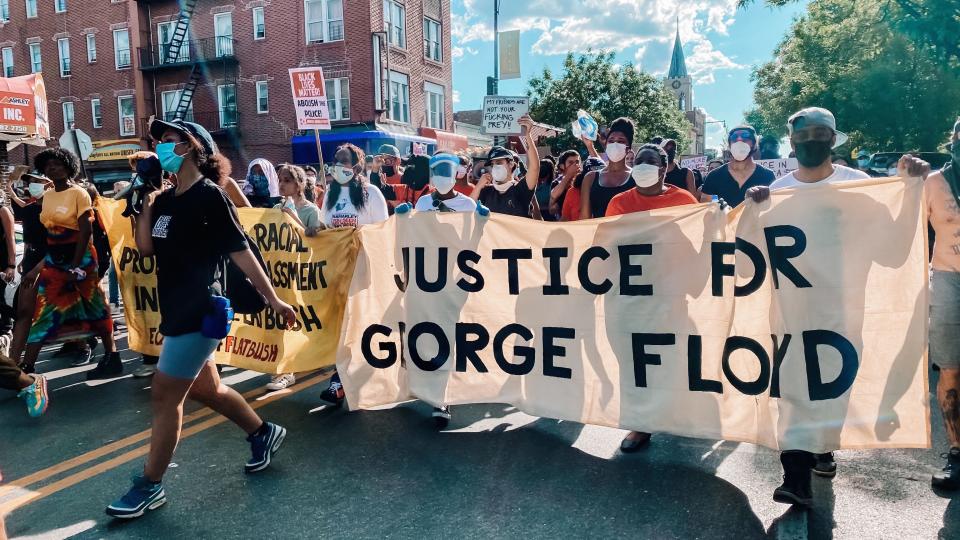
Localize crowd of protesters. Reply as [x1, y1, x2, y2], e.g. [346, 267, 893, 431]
[0, 106, 957, 520]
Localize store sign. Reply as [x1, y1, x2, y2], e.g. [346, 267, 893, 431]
[88, 139, 142, 162]
[0, 73, 48, 140]
[289, 67, 331, 130]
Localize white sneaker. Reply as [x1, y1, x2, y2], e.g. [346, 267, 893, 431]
[265, 373, 296, 391]
[132, 364, 157, 378]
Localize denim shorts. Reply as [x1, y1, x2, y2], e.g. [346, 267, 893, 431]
[931, 271, 960, 370]
[157, 332, 220, 380]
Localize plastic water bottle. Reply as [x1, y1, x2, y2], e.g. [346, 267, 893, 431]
[571, 110, 598, 141]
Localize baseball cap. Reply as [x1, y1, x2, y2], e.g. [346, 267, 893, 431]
[728, 125, 758, 142]
[484, 145, 515, 163]
[378, 144, 401, 158]
[787, 107, 848, 148]
[149, 118, 218, 157]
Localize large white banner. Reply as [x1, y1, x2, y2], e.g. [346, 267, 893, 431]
[337, 178, 930, 452]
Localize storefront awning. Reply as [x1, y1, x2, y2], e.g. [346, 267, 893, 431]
[291, 127, 436, 164]
[418, 128, 469, 153]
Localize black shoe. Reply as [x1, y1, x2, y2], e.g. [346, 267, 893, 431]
[932, 448, 960, 490]
[86, 336, 99, 352]
[319, 372, 344, 407]
[773, 451, 814, 507]
[813, 452, 837, 479]
[620, 432, 652, 453]
[69, 345, 93, 367]
[432, 406, 451, 429]
[86, 352, 123, 380]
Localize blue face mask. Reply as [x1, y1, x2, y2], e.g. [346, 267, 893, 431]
[156, 142, 185, 174]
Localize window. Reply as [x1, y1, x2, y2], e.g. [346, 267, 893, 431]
[28, 43, 41, 74]
[1, 47, 13, 77]
[423, 18, 441, 62]
[61, 102, 74, 132]
[57, 38, 70, 77]
[118, 95, 135, 136]
[388, 71, 409, 123]
[424, 82, 444, 129]
[252, 7, 265, 40]
[113, 29, 130, 69]
[91, 98, 102, 128]
[24, 0, 36, 18]
[383, 0, 405, 48]
[218, 84, 237, 127]
[54, 0, 65, 13]
[256, 80, 268, 114]
[304, 0, 343, 43]
[324, 77, 349, 121]
[1, 0, 9, 21]
[214, 12, 233, 57]
[86, 34, 96, 63]
[158, 21, 190, 64]
[161, 90, 194, 122]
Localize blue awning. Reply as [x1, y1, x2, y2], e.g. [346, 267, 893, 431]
[291, 129, 436, 165]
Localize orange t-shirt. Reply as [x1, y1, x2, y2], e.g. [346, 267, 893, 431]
[560, 186, 582, 221]
[605, 184, 698, 216]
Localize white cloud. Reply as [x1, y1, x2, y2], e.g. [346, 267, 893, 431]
[452, 46, 464, 59]
[453, 90, 461, 104]
[704, 113, 729, 149]
[453, 0, 745, 84]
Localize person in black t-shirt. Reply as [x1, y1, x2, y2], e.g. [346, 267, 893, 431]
[579, 116, 637, 219]
[662, 138, 699, 194]
[104, 118, 297, 521]
[700, 125, 776, 207]
[471, 114, 541, 218]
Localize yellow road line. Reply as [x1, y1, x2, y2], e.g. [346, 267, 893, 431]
[0, 372, 326, 506]
[1, 375, 326, 515]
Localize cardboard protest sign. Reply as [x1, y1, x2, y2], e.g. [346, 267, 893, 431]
[289, 67, 331, 131]
[756, 158, 799, 178]
[481, 96, 529, 135]
[104, 199, 360, 373]
[338, 178, 929, 452]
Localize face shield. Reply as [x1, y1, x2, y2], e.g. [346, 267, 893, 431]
[429, 154, 460, 194]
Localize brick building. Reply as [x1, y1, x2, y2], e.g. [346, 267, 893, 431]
[0, 0, 456, 185]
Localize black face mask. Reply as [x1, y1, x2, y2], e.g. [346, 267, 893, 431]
[794, 141, 833, 168]
[382, 165, 396, 177]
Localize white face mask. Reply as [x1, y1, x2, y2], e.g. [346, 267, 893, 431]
[631, 163, 661, 188]
[730, 141, 752, 162]
[606, 142, 627, 163]
[333, 165, 355, 185]
[456, 165, 467, 179]
[491, 164, 510, 183]
[432, 174, 456, 195]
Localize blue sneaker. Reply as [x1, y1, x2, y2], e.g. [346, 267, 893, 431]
[245, 422, 286, 473]
[106, 475, 166, 519]
[17, 375, 49, 417]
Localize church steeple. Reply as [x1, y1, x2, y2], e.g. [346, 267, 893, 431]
[667, 20, 688, 79]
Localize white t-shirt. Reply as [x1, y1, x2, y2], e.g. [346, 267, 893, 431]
[320, 183, 389, 228]
[414, 192, 477, 213]
[770, 165, 868, 191]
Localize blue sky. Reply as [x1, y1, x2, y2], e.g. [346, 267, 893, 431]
[451, 0, 810, 150]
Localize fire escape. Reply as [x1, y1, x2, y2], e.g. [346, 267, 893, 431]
[137, 0, 239, 139]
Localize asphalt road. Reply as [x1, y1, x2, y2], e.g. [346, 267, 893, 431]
[1, 331, 958, 539]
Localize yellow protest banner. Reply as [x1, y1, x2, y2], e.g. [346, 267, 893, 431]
[337, 178, 930, 452]
[102, 198, 359, 373]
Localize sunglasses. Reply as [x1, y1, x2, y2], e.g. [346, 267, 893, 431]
[728, 130, 756, 143]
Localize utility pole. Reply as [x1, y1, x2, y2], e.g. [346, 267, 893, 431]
[490, 0, 501, 146]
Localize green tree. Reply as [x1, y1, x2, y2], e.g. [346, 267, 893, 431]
[748, 0, 960, 152]
[526, 51, 692, 154]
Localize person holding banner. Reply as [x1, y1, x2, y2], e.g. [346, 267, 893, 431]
[604, 143, 699, 452]
[318, 143, 390, 406]
[747, 107, 930, 506]
[925, 118, 960, 491]
[579, 117, 637, 219]
[470, 115, 541, 218]
[17, 149, 120, 379]
[103, 119, 298, 519]
[700, 125, 775, 207]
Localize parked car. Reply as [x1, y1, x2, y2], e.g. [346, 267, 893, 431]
[866, 152, 951, 176]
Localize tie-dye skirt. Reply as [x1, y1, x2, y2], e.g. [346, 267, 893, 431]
[27, 226, 112, 345]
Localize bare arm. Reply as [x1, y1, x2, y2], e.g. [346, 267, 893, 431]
[5, 184, 28, 208]
[519, 115, 540, 192]
[685, 170, 698, 194]
[1, 207, 15, 281]
[580, 171, 597, 219]
[223, 178, 252, 208]
[582, 136, 600, 158]
[470, 173, 491, 203]
[228, 248, 297, 328]
[549, 176, 571, 216]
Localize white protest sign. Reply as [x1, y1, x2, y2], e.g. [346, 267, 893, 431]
[681, 155, 707, 170]
[756, 158, 799, 178]
[481, 96, 529, 135]
[288, 67, 331, 130]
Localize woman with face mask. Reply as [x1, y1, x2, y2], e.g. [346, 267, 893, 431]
[579, 117, 637, 219]
[699, 125, 775, 207]
[412, 153, 478, 214]
[452, 154, 474, 196]
[662, 138, 699, 195]
[470, 114, 541, 218]
[104, 118, 298, 519]
[243, 159, 280, 208]
[17, 149, 119, 379]
[605, 143, 699, 453]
